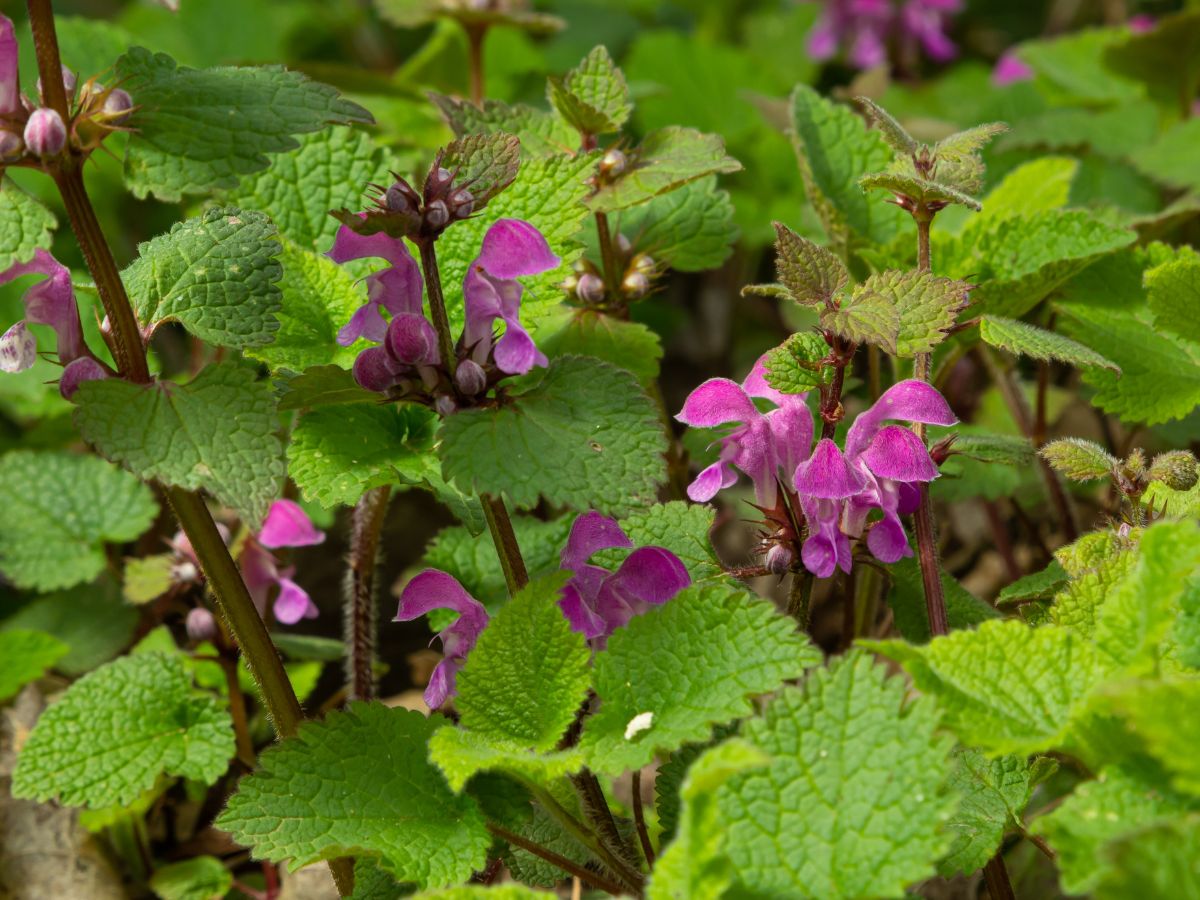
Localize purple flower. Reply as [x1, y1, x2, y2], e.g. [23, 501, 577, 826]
[242, 500, 325, 625]
[805, 0, 960, 70]
[675, 354, 814, 507]
[24, 108, 66, 157]
[900, 0, 960, 63]
[0, 15, 19, 117]
[463, 218, 559, 376]
[558, 511, 691, 641]
[395, 569, 490, 709]
[0, 250, 89, 380]
[1129, 14, 1155, 33]
[58, 356, 108, 399]
[992, 51, 1034, 86]
[327, 222, 424, 347]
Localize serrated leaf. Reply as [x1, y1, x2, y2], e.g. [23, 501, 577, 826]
[860, 171, 982, 212]
[438, 356, 666, 516]
[1030, 766, 1198, 895]
[999, 105, 1157, 162]
[590, 500, 724, 583]
[996, 561, 1068, 606]
[440, 132, 521, 211]
[1130, 117, 1200, 193]
[1146, 253, 1200, 345]
[540, 309, 662, 385]
[218, 703, 490, 887]
[0, 451, 158, 591]
[502, 803, 592, 888]
[940, 750, 1034, 877]
[276, 364, 377, 411]
[149, 856, 232, 900]
[288, 403, 436, 508]
[123, 553, 175, 604]
[717, 651, 956, 899]
[428, 728, 583, 794]
[75, 363, 285, 528]
[0, 176, 55, 271]
[430, 94, 576, 157]
[1104, 9, 1200, 111]
[12, 653, 233, 808]
[772, 222, 848, 307]
[602, 175, 737, 273]
[980, 315, 1120, 372]
[864, 619, 1106, 755]
[820, 286, 900, 353]
[967, 157, 1079, 229]
[854, 96, 918, 156]
[947, 431, 1035, 466]
[123, 207, 282, 349]
[415, 887, 556, 900]
[0, 630, 68, 702]
[116, 48, 373, 201]
[375, 0, 562, 33]
[225, 127, 384, 252]
[588, 127, 741, 213]
[579, 582, 818, 775]
[1040, 438, 1118, 482]
[762, 332, 830, 393]
[1108, 679, 1200, 796]
[1095, 814, 1200, 900]
[859, 269, 968, 356]
[547, 46, 630, 136]
[1018, 27, 1144, 105]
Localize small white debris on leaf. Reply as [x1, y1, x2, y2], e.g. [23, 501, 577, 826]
[624, 711, 654, 740]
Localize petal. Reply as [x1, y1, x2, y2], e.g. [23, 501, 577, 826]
[352, 345, 402, 392]
[867, 515, 914, 563]
[0, 321, 36, 373]
[0, 16, 17, 116]
[494, 320, 546, 375]
[557, 581, 608, 640]
[896, 481, 923, 515]
[730, 420, 779, 506]
[273, 577, 319, 624]
[59, 356, 107, 399]
[801, 530, 839, 579]
[367, 255, 424, 317]
[561, 511, 632, 572]
[462, 266, 501, 351]
[741, 353, 785, 404]
[327, 222, 414, 269]
[386, 312, 440, 365]
[676, 378, 758, 427]
[259, 499, 326, 548]
[861, 425, 939, 482]
[337, 301, 388, 347]
[1, 250, 85, 363]
[795, 438, 862, 499]
[767, 400, 815, 486]
[240, 543, 279, 616]
[607, 546, 691, 607]
[686, 459, 737, 503]
[476, 219, 560, 279]
[845, 379, 956, 458]
[185, 608, 217, 641]
[424, 658, 457, 710]
[992, 52, 1033, 86]
[394, 569, 489, 642]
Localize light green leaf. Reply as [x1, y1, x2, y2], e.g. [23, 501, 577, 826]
[1018, 27, 1144, 105]
[0, 450, 158, 591]
[75, 363, 285, 528]
[288, 403, 436, 509]
[0, 176, 55, 271]
[430, 94, 576, 157]
[0, 630, 68, 702]
[981, 315, 1119, 372]
[540, 309, 662, 385]
[116, 48, 373, 201]
[1094, 814, 1200, 900]
[1040, 438, 1118, 482]
[12, 653, 233, 808]
[427, 728, 583, 794]
[547, 46, 631, 136]
[592, 500, 724, 583]
[820, 286, 900, 353]
[438, 356, 666, 516]
[415, 887, 556, 900]
[606, 175, 737, 273]
[947, 431, 1035, 466]
[439, 132, 521, 211]
[932, 122, 1008, 194]
[1109, 678, 1200, 796]
[123, 553, 175, 604]
[996, 561, 1068, 606]
[882, 556, 1000, 644]
[854, 96, 918, 156]
[864, 619, 1106, 755]
[772, 222, 848, 307]
[276, 364, 377, 411]
[857, 270, 968, 356]
[588, 127, 741, 213]
[860, 171, 981, 212]
[762, 332, 831, 393]
[579, 582, 818, 775]
[224, 127, 384, 252]
[999, 105, 1158, 161]
[123, 207, 282, 349]
[940, 750, 1035, 877]
[717, 651, 956, 899]
[149, 856, 232, 900]
[1146, 252, 1200, 345]
[217, 703, 491, 887]
[968, 157, 1078, 229]
[1131, 117, 1200, 193]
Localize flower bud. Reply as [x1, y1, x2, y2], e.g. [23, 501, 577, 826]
[622, 270, 650, 299]
[353, 346, 401, 393]
[559, 274, 579, 295]
[454, 358, 487, 396]
[424, 199, 450, 230]
[435, 394, 458, 417]
[185, 607, 217, 642]
[765, 544, 794, 574]
[59, 356, 107, 399]
[1149, 450, 1199, 492]
[103, 88, 133, 124]
[572, 258, 595, 276]
[425, 165, 453, 200]
[599, 147, 627, 179]
[616, 232, 632, 254]
[0, 322, 37, 373]
[631, 253, 656, 275]
[24, 108, 67, 157]
[576, 272, 604, 304]
[387, 314, 439, 366]
[385, 179, 420, 216]
[0, 130, 23, 160]
[449, 187, 474, 219]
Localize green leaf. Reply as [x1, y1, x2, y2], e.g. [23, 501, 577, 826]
[1094, 814, 1200, 900]
[591, 501, 724, 583]
[540, 309, 662, 385]
[996, 561, 1068, 606]
[1109, 679, 1200, 795]
[932, 122, 1008, 194]
[217, 703, 490, 887]
[860, 171, 982, 212]
[579, 582, 818, 775]
[438, 356, 666, 517]
[123, 553, 175, 604]
[0, 176, 55, 271]
[1018, 27, 1144, 105]
[947, 431, 1035, 466]
[762, 332, 831, 393]
[0, 630, 68, 702]
[820, 286, 900, 353]
[1131, 117, 1200, 193]
[717, 651, 956, 899]
[430, 94, 576, 158]
[502, 803, 592, 888]
[882, 556, 1000, 644]
[271, 633, 346, 662]
[288, 403, 436, 508]
[1146, 253, 1200, 345]
[276, 364, 377, 411]
[858, 270, 968, 356]
[980, 315, 1120, 372]
[606, 175, 737, 273]
[122, 207, 283, 349]
[588, 127, 741, 213]
[968, 157, 1079, 228]
[1040, 438, 1118, 482]
[854, 96, 918, 156]
[648, 739, 770, 900]
[116, 48, 373, 201]
[427, 727, 583, 794]
[772, 222, 848, 307]
[148, 856, 232, 900]
[999, 106, 1157, 162]
[0, 450, 158, 591]
[547, 46, 631, 136]
[1030, 766, 1198, 895]
[864, 619, 1106, 755]
[12, 653, 234, 808]
[415, 887, 555, 900]
[224, 127, 385, 252]
[1104, 9, 1200, 112]
[75, 363, 285, 528]
[939, 750, 1034, 877]
[439, 132, 521, 211]
[788, 85, 907, 248]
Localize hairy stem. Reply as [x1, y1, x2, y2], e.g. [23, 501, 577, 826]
[530, 784, 645, 895]
[631, 770, 655, 867]
[482, 493, 529, 594]
[487, 824, 626, 896]
[787, 571, 812, 630]
[593, 211, 622, 304]
[346, 485, 391, 702]
[219, 650, 257, 768]
[820, 338, 849, 440]
[983, 853, 1016, 900]
[572, 770, 642, 874]
[416, 239, 458, 377]
[465, 24, 487, 106]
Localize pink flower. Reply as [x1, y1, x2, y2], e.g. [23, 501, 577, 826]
[395, 570, 490, 709]
[242, 500, 325, 625]
[0, 16, 19, 117]
[327, 222, 424, 347]
[992, 51, 1033, 86]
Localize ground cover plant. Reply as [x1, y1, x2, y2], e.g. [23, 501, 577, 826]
[2, 0, 1200, 897]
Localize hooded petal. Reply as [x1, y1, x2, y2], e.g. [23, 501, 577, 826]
[845, 379, 957, 459]
[337, 300, 388, 347]
[386, 312, 440, 366]
[795, 438, 862, 499]
[676, 378, 759, 428]
[767, 399, 815, 486]
[328, 222, 414, 269]
[494, 319, 547, 375]
[860, 425, 939, 482]
[462, 266, 502, 355]
[558, 581, 609, 640]
[605, 546, 690, 607]
[799, 497, 852, 578]
[423, 659, 458, 710]
[366, 254, 423, 317]
[394, 569, 489, 637]
[686, 457, 738, 502]
[730, 418, 779, 506]
[1, 250, 85, 364]
[352, 346, 402, 393]
[259, 499, 326, 549]
[273, 576, 319, 624]
[897, 480, 922, 515]
[561, 511, 632, 572]
[0, 16, 18, 116]
[741, 353, 786, 405]
[59, 356, 107, 399]
[475, 219, 560, 279]
[0, 321, 36, 373]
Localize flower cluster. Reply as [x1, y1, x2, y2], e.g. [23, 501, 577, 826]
[806, 0, 961, 70]
[677, 355, 956, 577]
[395, 511, 691, 709]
